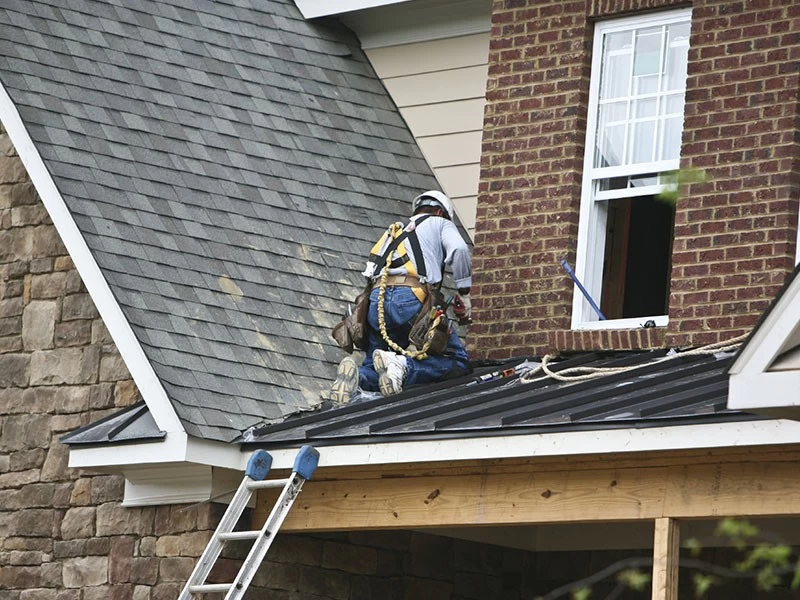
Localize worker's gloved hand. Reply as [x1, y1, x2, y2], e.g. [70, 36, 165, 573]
[453, 294, 472, 325]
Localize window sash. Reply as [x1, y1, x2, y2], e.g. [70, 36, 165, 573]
[591, 14, 690, 176]
[572, 8, 690, 330]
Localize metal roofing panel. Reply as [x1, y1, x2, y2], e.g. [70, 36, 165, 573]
[247, 351, 759, 446]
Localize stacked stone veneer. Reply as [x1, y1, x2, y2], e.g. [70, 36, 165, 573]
[0, 122, 228, 599]
[471, 0, 800, 358]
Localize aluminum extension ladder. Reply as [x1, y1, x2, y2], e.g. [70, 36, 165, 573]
[178, 445, 320, 599]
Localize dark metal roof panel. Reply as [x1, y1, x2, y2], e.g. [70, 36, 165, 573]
[246, 351, 759, 446]
[61, 402, 166, 446]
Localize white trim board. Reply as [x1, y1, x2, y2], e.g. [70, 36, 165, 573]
[0, 82, 183, 435]
[339, 0, 491, 49]
[729, 267, 800, 412]
[294, 0, 408, 19]
[249, 419, 800, 471]
[67, 432, 245, 472]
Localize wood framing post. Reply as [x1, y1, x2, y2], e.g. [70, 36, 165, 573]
[652, 517, 680, 600]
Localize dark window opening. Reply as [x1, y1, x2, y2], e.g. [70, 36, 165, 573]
[600, 194, 675, 320]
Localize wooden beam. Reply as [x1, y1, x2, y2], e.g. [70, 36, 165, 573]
[254, 456, 800, 532]
[652, 517, 680, 600]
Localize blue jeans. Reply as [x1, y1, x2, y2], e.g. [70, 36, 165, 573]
[359, 286, 470, 392]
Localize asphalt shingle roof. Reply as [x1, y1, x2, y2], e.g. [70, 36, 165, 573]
[0, 0, 440, 441]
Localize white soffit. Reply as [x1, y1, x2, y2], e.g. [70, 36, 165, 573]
[729, 268, 800, 411]
[294, 0, 408, 19]
[338, 0, 491, 49]
[0, 83, 184, 435]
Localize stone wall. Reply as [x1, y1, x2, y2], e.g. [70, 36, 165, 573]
[470, 0, 800, 358]
[0, 122, 230, 599]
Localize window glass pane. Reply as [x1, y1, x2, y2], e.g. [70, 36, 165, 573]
[663, 93, 684, 116]
[596, 101, 628, 168]
[602, 53, 632, 99]
[606, 30, 632, 52]
[597, 173, 658, 192]
[631, 120, 656, 163]
[597, 123, 626, 167]
[634, 97, 657, 118]
[635, 73, 660, 94]
[665, 24, 690, 91]
[633, 28, 662, 76]
[660, 116, 683, 160]
[630, 173, 659, 188]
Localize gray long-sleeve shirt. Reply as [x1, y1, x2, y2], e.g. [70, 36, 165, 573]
[362, 214, 472, 289]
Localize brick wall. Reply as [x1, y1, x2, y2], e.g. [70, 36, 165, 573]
[471, 0, 800, 359]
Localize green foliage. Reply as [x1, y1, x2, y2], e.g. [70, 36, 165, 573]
[686, 536, 703, 557]
[616, 568, 650, 591]
[571, 587, 592, 600]
[715, 517, 760, 550]
[692, 573, 717, 598]
[736, 543, 793, 591]
[657, 167, 707, 205]
[791, 560, 800, 589]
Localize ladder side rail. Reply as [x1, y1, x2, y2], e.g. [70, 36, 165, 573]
[223, 473, 310, 600]
[177, 475, 256, 599]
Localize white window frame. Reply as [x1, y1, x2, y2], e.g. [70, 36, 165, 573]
[572, 8, 691, 331]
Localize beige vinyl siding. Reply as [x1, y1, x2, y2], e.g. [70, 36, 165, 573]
[365, 32, 489, 238]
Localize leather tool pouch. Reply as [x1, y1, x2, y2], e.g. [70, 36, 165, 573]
[332, 283, 371, 354]
[408, 285, 449, 356]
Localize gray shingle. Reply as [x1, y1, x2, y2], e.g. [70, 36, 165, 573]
[0, 0, 443, 443]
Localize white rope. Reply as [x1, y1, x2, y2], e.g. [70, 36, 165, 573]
[518, 332, 750, 385]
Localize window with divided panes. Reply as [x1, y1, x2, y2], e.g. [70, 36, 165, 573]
[572, 8, 690, 329]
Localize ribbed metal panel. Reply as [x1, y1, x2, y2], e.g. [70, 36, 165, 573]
[249, 350, 756, 446]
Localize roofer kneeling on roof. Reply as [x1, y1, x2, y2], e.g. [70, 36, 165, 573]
[329, 190, 473, 403]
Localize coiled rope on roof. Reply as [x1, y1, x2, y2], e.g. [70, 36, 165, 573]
[519, 332, 750, 384]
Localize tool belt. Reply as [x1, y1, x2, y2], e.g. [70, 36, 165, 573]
[372, 274, 426, 303]
[331, 280, 371, 354]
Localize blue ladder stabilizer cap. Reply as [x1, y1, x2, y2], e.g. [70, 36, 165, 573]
[293, 445, 320, 480]
[245, 450, 273, 481]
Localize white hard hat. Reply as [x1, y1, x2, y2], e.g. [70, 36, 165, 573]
[412, 190, 454, 220]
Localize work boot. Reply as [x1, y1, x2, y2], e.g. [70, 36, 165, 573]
[328, 356, 358, 405]
[373, 349, 407, 396]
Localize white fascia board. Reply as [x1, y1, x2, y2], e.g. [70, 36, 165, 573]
[0, 82, 182, 434]
[729, 273, 800, 376]
[796, 206, 800, 265]
[728, 372, 800, 411]
[295, 0, 408, 19]
[67, 432, 246, 472]
[254, 419, 800, 471]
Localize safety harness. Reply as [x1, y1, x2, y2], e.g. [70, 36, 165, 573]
[364, 215, 429, 287]
[367, 215, 445, 360]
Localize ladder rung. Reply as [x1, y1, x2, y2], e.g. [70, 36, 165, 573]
[246, 477, 291, 490]
[219, 530, 260, 542]
[189, 583, 232, 593]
